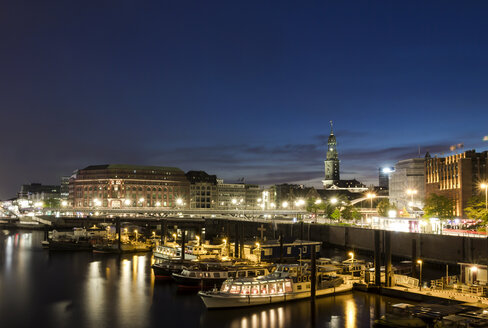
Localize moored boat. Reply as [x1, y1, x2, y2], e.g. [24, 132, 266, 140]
[198, 263, 353, 309]
[172, 263, 272, 290]
[93, 241, 152, 254]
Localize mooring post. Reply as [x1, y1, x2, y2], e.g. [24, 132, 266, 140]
[279, 232, 284, 263]
[234, 222, 239, 258]
[300, 221, 304, 241]
[385, 231, 392, 287]
[374, 229, 381, 286]
[181, 230, 186, 261]
[411, 238, 417, 278]
[240, 222, 244, 259]
[311, 244, 317, 301]
[116, 217, 121, 252]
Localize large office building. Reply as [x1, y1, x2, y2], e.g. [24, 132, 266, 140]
[69, 164, 190, 208]
[425, 150, 488, 218]
[18, 183, 61, 201]
[186, 171, 218, 209]
[389, 158, 425, 210]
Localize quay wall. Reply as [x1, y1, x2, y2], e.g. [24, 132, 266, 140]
[203, 220, 488, 265]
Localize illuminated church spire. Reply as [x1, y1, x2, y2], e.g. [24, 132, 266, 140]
[323, 121, 340, 187]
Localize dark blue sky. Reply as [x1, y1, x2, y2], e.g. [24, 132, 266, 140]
[1, 1, 488, 199]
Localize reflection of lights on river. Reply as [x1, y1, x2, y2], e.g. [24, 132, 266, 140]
[277, 307, 285, 328]
[345, 299, 357, 328]
[85, 261, 103, 326]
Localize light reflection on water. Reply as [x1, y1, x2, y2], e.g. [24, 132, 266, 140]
[0, 231, 408, 328]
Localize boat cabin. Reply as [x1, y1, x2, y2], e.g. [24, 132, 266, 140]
[459, 262, 488, 285]
[220, 278, 293, 296]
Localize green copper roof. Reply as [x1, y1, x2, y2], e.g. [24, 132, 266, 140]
[83, 164, 183, 172]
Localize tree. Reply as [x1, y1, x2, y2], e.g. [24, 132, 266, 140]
[330, 208, 341, 220]
[423, 194, 454, 220]
[341, 204, 361, 221]
[376, 199, 397, 217]
[306, 197, 326, 215]
[464, 196, 488, 223]
[44, 198, 60, 208]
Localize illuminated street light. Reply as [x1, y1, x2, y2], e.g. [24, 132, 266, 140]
[314, 199, 322, 205]
[176, 198, 183, 206]
[93, 198, 101, 207]
[124, 199, 131, 206]
[406, 189, 418, 206]
[61, 200, 68, 207]
[417, 259, 423, 291]
[134, 229, 138, 242]
[282, 201, 289, 209]
[330, 198, 338, 205]
[196, 235, 200, 246]
[348, 251, 354, 260]
[366, 192, 376, 208]
[172, 233, 177, 241]
[388, 209, 397, 218]
[155, 201, 161, 207]
[481, 183, 488, 210]
[270, 202, 276, 208]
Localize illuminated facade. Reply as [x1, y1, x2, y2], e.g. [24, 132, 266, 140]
[69, 164, 189, 208]
[425, 150, 488, 217]
[323, 121, 340, 187]
[389, 158, 425, 210]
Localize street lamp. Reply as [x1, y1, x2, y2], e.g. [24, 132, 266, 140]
[406, 189, 418, 206]
[348, 251, 354, 261]
[124, 199, 131, 206]
[172, 233, 177, 241]
[330, 197, 338, 205]
[480, 183, 488, 210]
[315, 199, 322, 205]
[417, 259, 423, 291]
[282, 201, 289, 209]
[366, 192, 376, 208]
[134, 229, 138, 242]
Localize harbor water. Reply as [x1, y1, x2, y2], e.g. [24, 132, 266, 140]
[1, 230, 420, 328]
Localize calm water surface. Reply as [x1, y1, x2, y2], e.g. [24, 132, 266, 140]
[0, 230, 413, 328]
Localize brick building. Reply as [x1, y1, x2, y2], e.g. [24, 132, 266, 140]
[425, 150, 488, 218]
[69, 164, 189, 208]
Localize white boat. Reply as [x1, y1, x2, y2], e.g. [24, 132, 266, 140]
[198, 264, 353, 309]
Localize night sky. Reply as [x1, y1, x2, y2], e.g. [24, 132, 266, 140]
[1, 1, 488, 199]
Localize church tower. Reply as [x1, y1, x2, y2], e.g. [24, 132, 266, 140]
[323, 121, 340, 187]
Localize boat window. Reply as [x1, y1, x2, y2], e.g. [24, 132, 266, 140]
[306, 283, 310, 289]
[221, 283, 230, 293]
[285, 280, 293, 293]
[260, 283, 268, 295]
[229, 284, 241, 294]
[251, 283, 259, 295]
[238, 271, 246, 278]
[303, 246, 307, 254]
[269, 283, 277, 294]
[247, 271, 255, 277]
[228, 272, 235, 278]
[190, 272, 196, 277]
[240, 285, 251, 295]
[277, 282, 284, 293]
[297, 284, 302, 291]
[213, 273, 220, 278]
[257, 270, 265, 276]
[287, 247, 291, 255]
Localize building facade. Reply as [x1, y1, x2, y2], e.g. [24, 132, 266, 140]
[425, 150, 488, 218]
[18, 183, 61, 201]
[389, 158, 425, 210]
[186, 171, 217, 209]
[69, 164, 190, 208]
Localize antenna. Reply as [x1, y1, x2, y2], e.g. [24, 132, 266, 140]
[330, 120, 334, 134]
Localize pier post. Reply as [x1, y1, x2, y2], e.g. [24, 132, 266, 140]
[240, 222, 244, 259]
[300, 221, 304, 241]
[116, 217, 121, 252]
[385, 231, 392, 287]
[234, 222, 239, 258]
[311, 243, 316, 301]
[374, 229, 381, 286]
[411, 239, 417, 278]
[161, 219, 167, 245]
[279, 232, 284, 263]
[181, 230, 186, 261]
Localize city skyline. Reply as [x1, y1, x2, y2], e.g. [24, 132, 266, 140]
[1, 1, 488, 199]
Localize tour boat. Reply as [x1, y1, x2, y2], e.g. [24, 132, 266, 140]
[93, 241, 152, 254]
[152, 259, 193, 280]
[172, 264, 272, 290]
[198, 263, 353, 309]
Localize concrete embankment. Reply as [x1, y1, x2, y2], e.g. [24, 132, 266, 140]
[203, 220, 488, 265]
